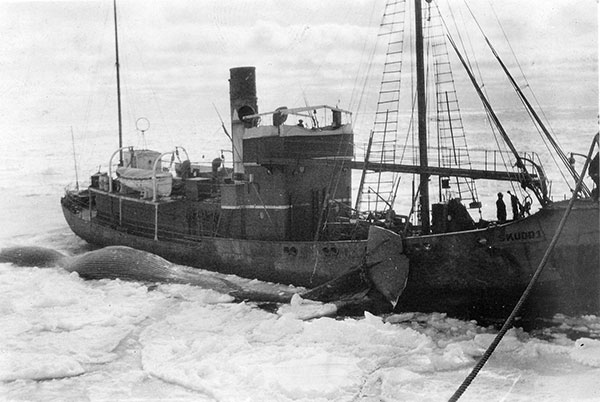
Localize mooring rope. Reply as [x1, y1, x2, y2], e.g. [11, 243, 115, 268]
[448, 134, 598, 402]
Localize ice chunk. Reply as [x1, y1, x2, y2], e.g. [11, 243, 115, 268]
[386, 312, 415, 323]
[157, 283, 235, 303]
[0, 352, 84, 381]
[473, 330, 523, 353]
[276, 293, 337, 320]
[259, 354, 362, 399]
[571, 338, 600, 367]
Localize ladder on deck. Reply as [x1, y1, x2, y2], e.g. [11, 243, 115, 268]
[356, 0, 407, 214]
[426, 11, 479, 206]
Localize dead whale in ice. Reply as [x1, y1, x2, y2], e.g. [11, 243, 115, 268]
[0, 246, 309, 306]
[63, 246, 298, 303]
[0, 235, 403, 316]
[0, 245, 294, 303]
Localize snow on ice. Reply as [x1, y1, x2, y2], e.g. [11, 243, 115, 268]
[1, 262, 600, 401]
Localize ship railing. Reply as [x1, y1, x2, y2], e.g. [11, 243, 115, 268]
[94, 203, 219, 242]
[91, 187, 222, 242]
[62, 187, 92, 219]
[106, 145, 195, 201]
[108, 146, 190, 186]
[105, 145, 229, 186]
[173, 151, 234, 179]
[150, 151, 176, 202]
[242, 105, 352, 130]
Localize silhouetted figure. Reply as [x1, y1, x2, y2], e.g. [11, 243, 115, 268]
[507, 190, 522, 220]
[211, 158, 222, 180]
[176, 160, 192, 180]
[297, 119, 304, 128]
[496, 192, 507, 223]
[521, 198, 531, 216]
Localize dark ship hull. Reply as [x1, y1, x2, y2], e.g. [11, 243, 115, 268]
[400, 199, 599, 320]
[62, 189, 599, 320]
[61, 191, 367, 288]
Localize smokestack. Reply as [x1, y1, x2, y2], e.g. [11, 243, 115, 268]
[229, 67, 258, 176]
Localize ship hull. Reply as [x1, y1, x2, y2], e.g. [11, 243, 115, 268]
[61, 198, 366, 288]
[400, 199, 599, 320]
[62, 194, 599, 320]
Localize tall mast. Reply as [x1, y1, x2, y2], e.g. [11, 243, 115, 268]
[415, 0, 430, 233]
[113, 0, 123, 165]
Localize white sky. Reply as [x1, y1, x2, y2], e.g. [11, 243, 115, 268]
[0, 0, 597, 138]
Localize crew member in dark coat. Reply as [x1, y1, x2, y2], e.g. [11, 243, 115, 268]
[496, 192, 507, 223]
[507, 190, 521, 220]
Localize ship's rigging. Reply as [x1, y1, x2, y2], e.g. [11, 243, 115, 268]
[353, 0, 559, 231]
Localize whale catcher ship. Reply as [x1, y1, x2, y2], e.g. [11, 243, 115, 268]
[62, 0, 599, 321]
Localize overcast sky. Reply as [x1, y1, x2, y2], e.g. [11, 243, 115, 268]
[0, 0, 597, 140]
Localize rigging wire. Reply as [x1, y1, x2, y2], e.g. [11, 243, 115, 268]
[350, 2, 390, 128]
[354, 0, 410, 214]
[486, 0, 574, 192]
[468, 4, 568, 202]
[451, 1, 511, 168]
[488, 0, 563, 142]
[348, 0, 381, 112]
[78, 4, 112, 175]
[439, 1, 521, 191]
[299, 3, 374, 120]
[390, 0, 411, 208]
[316, 147, 353, 241]
[447, 1, 513, 170]
[463, 1, 584, 198]
[423, 2, 480, 207]
[423, 3, 437, 204]
[436, 5, 478, 203]
[405, 0, 418, 221]
[130, 38, 175, 145]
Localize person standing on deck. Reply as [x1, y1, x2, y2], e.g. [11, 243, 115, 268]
[507, 190, 521, 220]
[496, 192, 507, 223]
